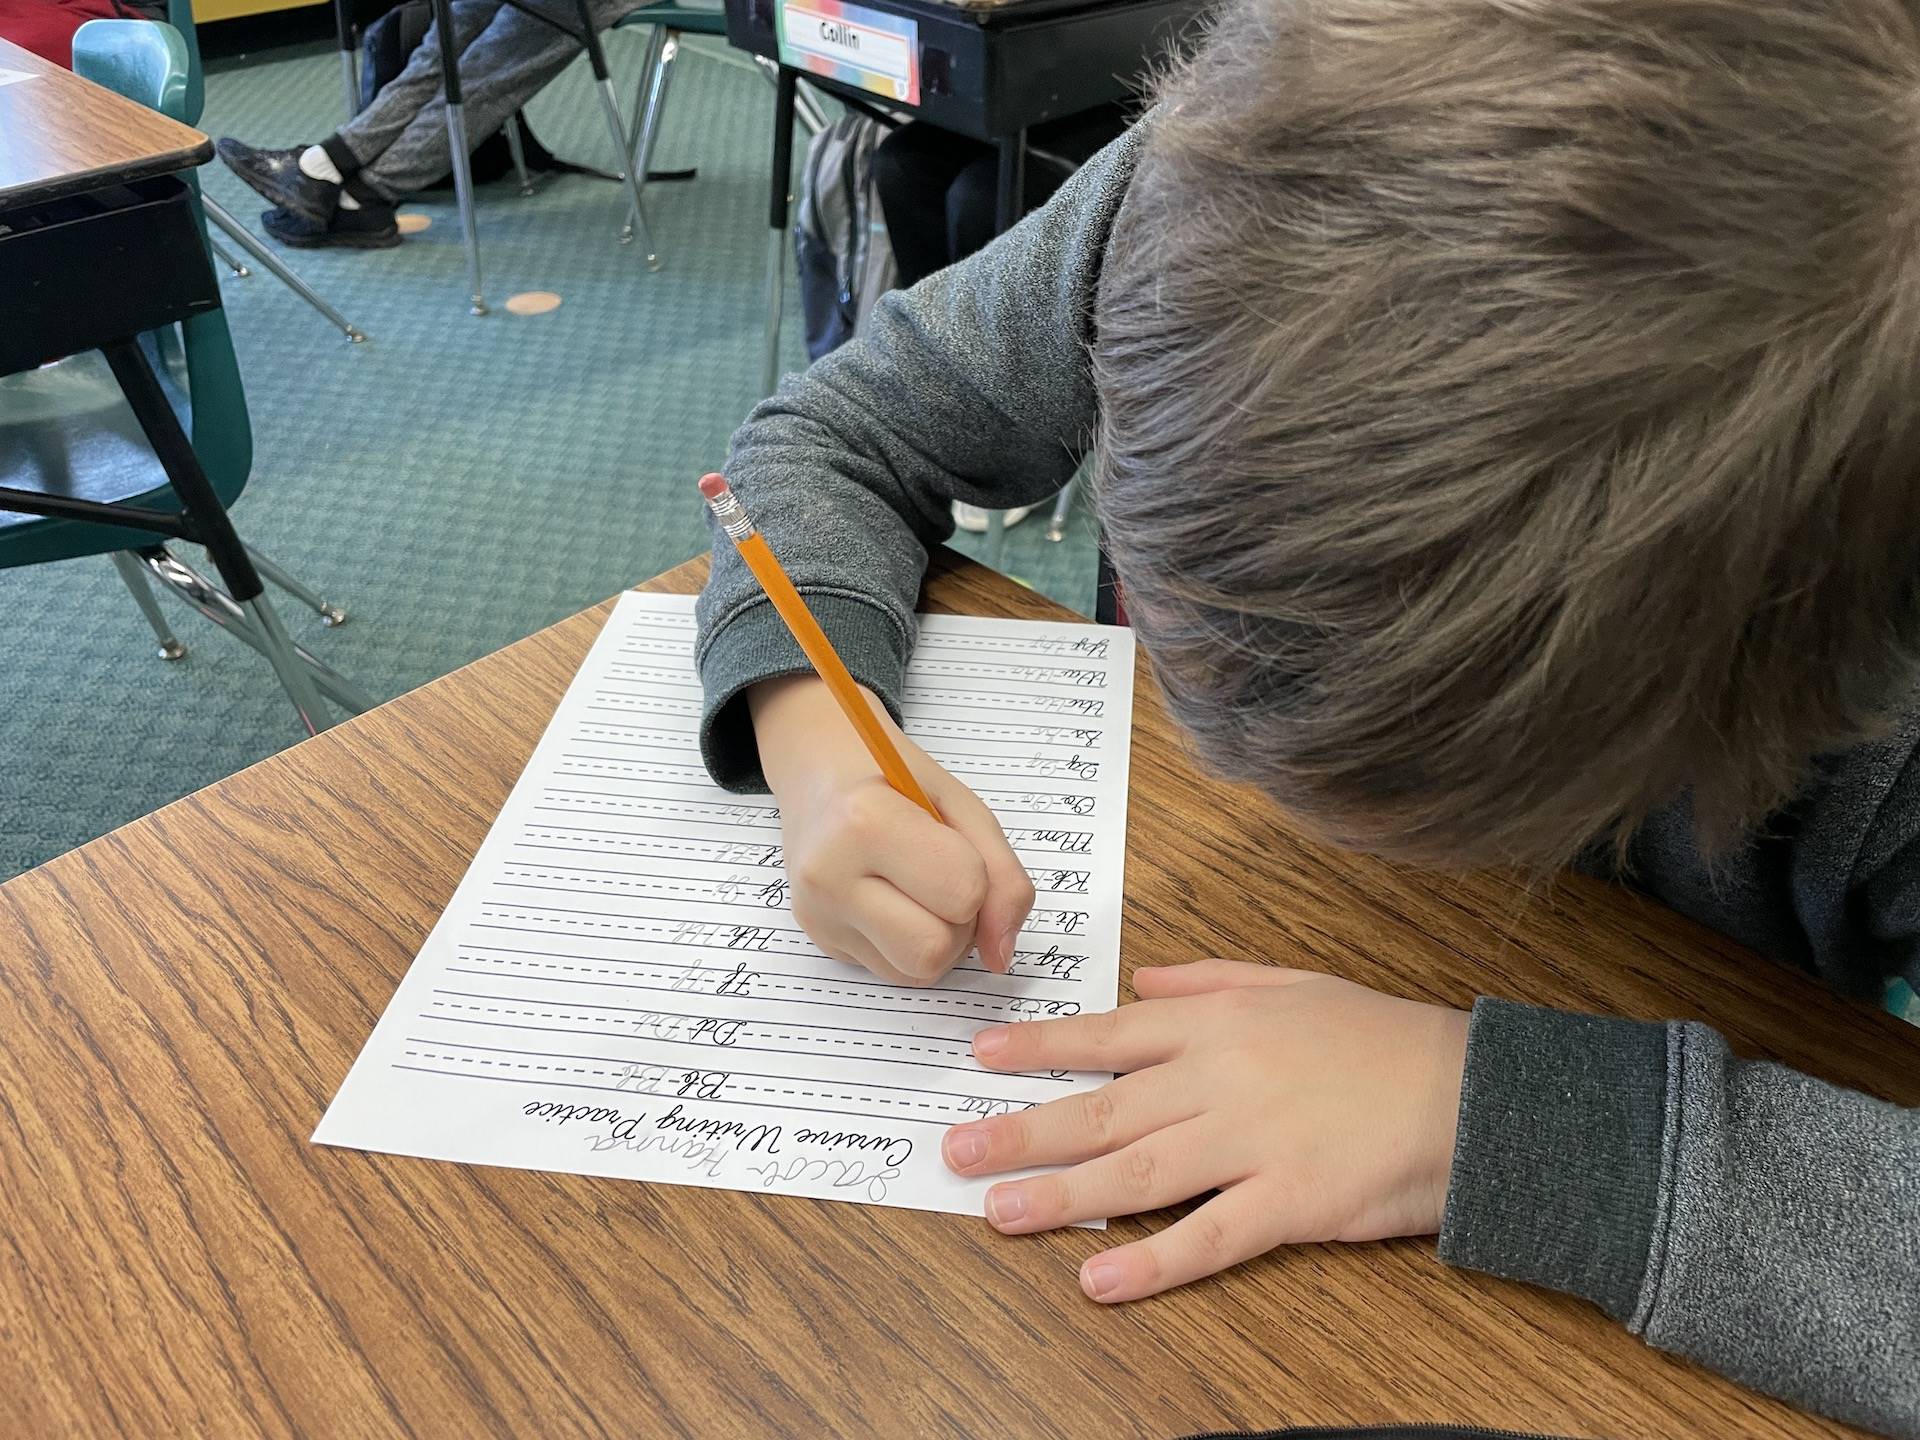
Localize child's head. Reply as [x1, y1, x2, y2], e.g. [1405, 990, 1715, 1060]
[1094, 0, 1920, 867]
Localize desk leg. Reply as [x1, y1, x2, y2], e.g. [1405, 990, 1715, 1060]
[334, 0, 360, 119]
[994, 129, 1027, 234]
[574, 0, 658, 267]
[763, 66, 797, 396]
[982, 128, 1028, 569]
[99, 341, 333, 735]
[430, 0, 486, 316]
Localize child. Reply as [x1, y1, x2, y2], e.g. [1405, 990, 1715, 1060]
[694, 0, 1920, 1433]
[214, 0, 643, 248]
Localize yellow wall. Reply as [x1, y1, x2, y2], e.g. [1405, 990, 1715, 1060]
[198, 0, 326, 22]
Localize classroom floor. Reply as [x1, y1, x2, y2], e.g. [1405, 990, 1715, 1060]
[0, 34, 1100, 882]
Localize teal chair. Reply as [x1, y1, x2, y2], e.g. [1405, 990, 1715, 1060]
[612, 2, 827, 250]
[0, 19, 372, 735]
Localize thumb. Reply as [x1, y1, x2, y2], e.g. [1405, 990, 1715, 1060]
[921, 763, 1034, 973]
[1133, 958, 1317, 998]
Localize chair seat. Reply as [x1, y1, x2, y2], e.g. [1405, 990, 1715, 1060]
[615, 1, 728, 34]
[0, 337, 232, 570]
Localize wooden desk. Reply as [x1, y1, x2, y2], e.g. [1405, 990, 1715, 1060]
[0, 37, 211, 210]
[1, 552, 1909, 1438]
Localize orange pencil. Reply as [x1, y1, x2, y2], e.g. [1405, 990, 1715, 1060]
[698, 473, 942, 822]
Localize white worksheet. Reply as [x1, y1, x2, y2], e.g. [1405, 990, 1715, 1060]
[315, 591, 1135, 1219]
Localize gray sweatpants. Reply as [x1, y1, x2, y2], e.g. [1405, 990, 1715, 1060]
[338, 0, 642, 200]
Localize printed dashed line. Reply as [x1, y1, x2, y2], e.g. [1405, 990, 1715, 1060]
[403, 1049, 965, 1111]
[460, 955, 1020, 1011]
[426, 1000, 961, 1053]
[503, 868, 740, 897]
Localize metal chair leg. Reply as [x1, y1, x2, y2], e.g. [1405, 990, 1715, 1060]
[140, 548, 377, 719]
[204, 197, 369, 343]
[1046, 478, 1076, 542]
[109, 550, 187, 660]
[621, 27, 675, 248]
[984, 508, 1007, 570]
[794, 81, 828, 137]
[247, 545, 348, 627]
[503, 112, 535, 196]
[445, 99, 487, 315]
[571, 13, 656, 265]
[209, 238, 250, 278]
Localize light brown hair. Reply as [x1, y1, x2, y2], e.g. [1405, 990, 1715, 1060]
[1094, 0, 1920, 868]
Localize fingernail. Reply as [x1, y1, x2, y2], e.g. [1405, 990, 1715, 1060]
[995, 923, 1023, 969]
[1082, 1261, 1121, 1300]
[986, 1187, 1028, 1227]
[972, 1026, 1008, 1061]
[944, 1126, 987, 1170]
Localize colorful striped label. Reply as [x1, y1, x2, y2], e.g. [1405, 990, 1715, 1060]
[777, 0, 920, 104]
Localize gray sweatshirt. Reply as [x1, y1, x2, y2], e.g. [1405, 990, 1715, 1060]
[694, 127, 1920, 1437]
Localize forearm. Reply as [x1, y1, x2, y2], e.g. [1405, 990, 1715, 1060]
[695, 126, 1145, 790]
[1440, 998, 1920, 1437]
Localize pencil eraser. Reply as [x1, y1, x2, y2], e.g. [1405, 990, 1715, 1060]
[697, 472, 729, 500]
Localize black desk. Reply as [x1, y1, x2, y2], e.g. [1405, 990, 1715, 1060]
[725, 0, 1210, 386]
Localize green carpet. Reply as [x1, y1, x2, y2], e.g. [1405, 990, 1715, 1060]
[0, 34, 1099, 881]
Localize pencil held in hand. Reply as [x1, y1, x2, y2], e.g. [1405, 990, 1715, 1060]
[699, 473, 942, 822]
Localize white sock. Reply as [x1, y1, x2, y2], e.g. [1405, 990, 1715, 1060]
[298, 144, 360, 209]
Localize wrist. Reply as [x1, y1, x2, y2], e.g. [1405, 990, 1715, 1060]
[1419, 1006, 1471, 1228]
[748, 675, 891, 800]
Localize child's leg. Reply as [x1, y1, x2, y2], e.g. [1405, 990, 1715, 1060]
[353, 0, 587, 201]
[872, 123, 986, 287]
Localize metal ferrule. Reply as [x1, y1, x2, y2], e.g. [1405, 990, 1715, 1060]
[705, 489, 756, 543]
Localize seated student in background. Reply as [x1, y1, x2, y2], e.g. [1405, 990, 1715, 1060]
[214, 0, 643, 249]
[693, 0, 1920, 1434]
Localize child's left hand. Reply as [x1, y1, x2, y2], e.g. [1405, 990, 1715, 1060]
[941, 959, 1471, 1303]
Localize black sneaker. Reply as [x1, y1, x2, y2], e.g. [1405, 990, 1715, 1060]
[215, 139, 339, 227]
[261, 203, 401, 250]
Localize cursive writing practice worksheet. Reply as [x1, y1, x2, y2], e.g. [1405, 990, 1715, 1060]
[316, 591, 1135, 1219]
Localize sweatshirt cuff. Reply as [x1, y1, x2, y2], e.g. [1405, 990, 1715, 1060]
[696, 592, 912, 792]
[1437, 997, 1672, 1322]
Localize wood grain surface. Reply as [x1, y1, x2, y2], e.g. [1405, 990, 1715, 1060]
[0, 37, 212, 210]
[2, 551, 1911, 1440]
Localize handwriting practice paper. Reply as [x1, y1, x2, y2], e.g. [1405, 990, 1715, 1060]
[315, 592, 1135, 1219]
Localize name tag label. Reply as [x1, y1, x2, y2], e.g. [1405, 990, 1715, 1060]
[777, 0, 920, 105]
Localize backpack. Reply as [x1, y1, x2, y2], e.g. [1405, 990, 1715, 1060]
[793, 114, 899, 362]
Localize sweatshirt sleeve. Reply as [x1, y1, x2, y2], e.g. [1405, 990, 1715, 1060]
[1439, 997, 1920, 1438]
[692, 126, 1145, 792]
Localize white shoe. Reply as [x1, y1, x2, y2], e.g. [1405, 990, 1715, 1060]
[953, 502, 1036, 533]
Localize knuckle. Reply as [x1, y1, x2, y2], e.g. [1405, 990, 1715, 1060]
[1009, 867, 1037, 914]
[1077, 1088, 1118, 1150]
[1120, 1145, 1158, 1199]
[1185, 1209, 1232, 1266]
[994, 1113, 1030, 1162]
[1129, 1241, 1164, 1291]
[788, 848, 833, 896]
[951, 856, 990, 916]
[898, 928, 955, 980]
[1087, 1006, 1124, 1050]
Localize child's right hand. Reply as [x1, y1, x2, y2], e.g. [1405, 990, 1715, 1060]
[749, 675, 1035, 985]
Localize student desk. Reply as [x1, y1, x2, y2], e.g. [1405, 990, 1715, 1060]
[0, 552, 1907, 1438]
[724, 0, 1209, 390]
[0, 36, 211, 207]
